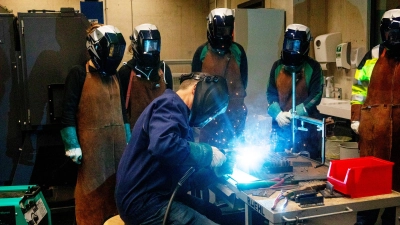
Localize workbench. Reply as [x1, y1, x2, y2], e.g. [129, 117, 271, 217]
[215, 156, 400, 225]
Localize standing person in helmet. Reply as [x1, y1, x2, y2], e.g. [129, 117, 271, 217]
[351, 9, 400, 135]
[192, 8, 248, 149]
[60, 23, 130, 225]
[267, 24, 323, 159]
[116, 72, 233, 225]
[118, 23, 173, 129]
[353, 9, 400, 225]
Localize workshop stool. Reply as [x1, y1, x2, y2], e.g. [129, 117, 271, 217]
[103, 215, 125, 225]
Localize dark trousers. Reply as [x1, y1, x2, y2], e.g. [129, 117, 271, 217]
[355, 207, 396, 225]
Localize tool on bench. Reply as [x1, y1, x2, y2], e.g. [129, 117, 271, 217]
[271, 180, 327, 211]
[271, 190, 289, 210]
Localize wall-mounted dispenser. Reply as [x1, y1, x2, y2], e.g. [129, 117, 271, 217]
[336, 42, 351, 69]
[314, 32, 341, 70]
[351, 47, 366, 68]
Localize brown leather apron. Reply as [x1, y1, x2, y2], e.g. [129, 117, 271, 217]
[359, 49, 400, 191]
[199, 46, 247, 148]
[75, 63, 126, 224]
[276, 67, 308, 112]
[127, 68, 166, 129]
[273, 67, 320, 157]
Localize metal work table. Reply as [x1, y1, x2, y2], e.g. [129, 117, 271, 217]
[217, 156, 400, 225]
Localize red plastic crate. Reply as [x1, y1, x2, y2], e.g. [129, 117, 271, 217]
[327, 156, 394, 198]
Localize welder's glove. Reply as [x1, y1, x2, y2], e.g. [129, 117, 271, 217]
[289, 103, 308, 117]
[275, 111, 292, 127]
[60, 126, 82, 164]
[214, 161, 234, 177]
[65, 148, 82, 164]
[351, 121, 359, 134]
[211, 146, 226, 167]
[124, 123, 131, 144]
[214, 151, 235, 177]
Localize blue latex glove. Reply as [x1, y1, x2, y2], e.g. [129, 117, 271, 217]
[60, 127, 82, 164]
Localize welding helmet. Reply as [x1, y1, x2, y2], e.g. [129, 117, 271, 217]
[380, 9, 400, 42]
[207, 8, 234, 55]
[384, 13, 400, 56]
[281, 24, 312, 68]
[131, 23, 161, 69]
[86, 25, 126, 76]
[180, 72, 229, 128]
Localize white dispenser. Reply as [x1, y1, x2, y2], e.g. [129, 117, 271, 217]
[351, 47, 366, 68]
[314, 32, 341, 70]
[325, 76, 334, 98]
[336, 42, 351, 69]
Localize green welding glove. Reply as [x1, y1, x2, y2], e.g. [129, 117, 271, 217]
[60, 126, 82, 164]
[290, 103, 308, 117]
[267, 102, 281, 119]
[124, 123, 131, 143]
[181, 142, 214, 167]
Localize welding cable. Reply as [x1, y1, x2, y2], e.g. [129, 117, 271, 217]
[270, 178, 285, 189]
[162, 167, 195, 225]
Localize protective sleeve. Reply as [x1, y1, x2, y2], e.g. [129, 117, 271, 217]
[191, 42, 208, 72]
[61, 65, 86, 128]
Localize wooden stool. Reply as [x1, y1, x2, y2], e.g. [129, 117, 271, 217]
[103, 215, 125, 225]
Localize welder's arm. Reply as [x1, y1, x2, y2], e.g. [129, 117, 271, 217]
[290, 103, 308, 117]
[60, 66, 85, 164]
[301, 61, 324, 115]
[267, 102, 291, 127]
[182, 142, 226, 168]
[60, 126, 82, 164]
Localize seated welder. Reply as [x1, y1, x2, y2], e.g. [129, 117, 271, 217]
[266, 24, 323, 159]
[115, 72, 233, 225]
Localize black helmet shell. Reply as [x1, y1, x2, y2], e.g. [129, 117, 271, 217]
[186, 72, 229, 127]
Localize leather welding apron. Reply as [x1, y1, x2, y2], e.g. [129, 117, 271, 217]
[359, 49, 400, 191]
[75, 63, 126, 225]
[273, 67, 320, 158]
[200, 46, 247, 149]
[127, 68, 166, 129]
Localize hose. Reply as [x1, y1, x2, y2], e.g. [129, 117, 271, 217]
[162, 167, 195, 225]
